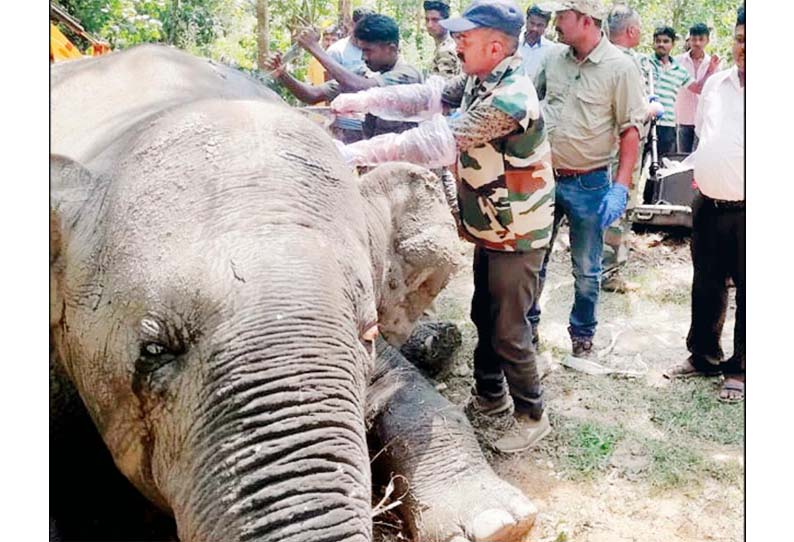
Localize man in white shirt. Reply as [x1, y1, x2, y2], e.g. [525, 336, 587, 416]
[674, 23, 721, 153]
[326, 7, 374, 74]
[665, 6, 745, 404]
[323, 8, 374, 141]
[518, 4, 562, 79]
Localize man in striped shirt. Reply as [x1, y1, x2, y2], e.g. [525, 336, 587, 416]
[646, 26, 690, 156]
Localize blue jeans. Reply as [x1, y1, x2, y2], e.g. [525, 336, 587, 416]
[528, 169, 611, 339]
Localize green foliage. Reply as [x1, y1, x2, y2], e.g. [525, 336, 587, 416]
[604, 0, 742, 61]
[54, 1, 742, 77]
[57, 0, 169, 48]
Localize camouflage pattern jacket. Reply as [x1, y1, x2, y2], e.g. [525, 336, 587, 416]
[430, 34, 461, 79]
[444, 54, 555, 252]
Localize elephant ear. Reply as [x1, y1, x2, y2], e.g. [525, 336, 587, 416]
[359, 163, 462, 344]
[50, 155, 98, 329]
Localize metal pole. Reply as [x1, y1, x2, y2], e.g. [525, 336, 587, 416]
[647, 67, 660, 182]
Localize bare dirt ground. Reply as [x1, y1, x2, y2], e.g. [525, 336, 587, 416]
[377, 226, 744, 542]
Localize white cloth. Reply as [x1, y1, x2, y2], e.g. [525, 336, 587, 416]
[326, 37, 365, 74]
[518, 36, 563, 80]
[674, 51, 717, 126]
[692, 66, 744, 201]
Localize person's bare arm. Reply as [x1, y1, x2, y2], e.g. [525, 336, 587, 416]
[276, 72, 331, 104]
[263, 51, 331, 104]
[686, 55, 720, 95]
[614, 127, 640, 188]
[298, 29, 378, 92]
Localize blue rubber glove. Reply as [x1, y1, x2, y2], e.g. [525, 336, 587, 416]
[598, 183, 629, 229]
[647, 95, 664, 120]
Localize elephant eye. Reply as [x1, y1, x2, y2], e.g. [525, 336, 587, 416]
[144, 342, 167, 356]
[136, 341, 179, 377]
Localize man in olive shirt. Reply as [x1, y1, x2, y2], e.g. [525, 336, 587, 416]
[424, 1, 461, 78]
[529, 0, 646, 359]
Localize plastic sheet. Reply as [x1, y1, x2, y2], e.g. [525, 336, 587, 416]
[330, 75, 446, 122]
[335, 114, 457, 168]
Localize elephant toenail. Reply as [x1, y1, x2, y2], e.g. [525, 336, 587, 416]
[508, 496, 538, 518]
[471, 509, 515, 540]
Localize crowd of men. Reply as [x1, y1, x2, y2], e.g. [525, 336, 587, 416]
[264, 0, 746, 452]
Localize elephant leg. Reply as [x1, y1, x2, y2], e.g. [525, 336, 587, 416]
[368, 338, 537, 542]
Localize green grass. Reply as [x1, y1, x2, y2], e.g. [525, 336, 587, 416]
[649, 379, 745, 446]
[536, 374, 744, 488]
[635, 436, 744, 489]
[543, 418, 624, 479]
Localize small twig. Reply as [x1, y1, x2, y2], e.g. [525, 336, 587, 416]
[372, 474, 409, 517]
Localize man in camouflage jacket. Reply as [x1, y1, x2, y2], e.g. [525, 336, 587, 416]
[424, 1, 461, 78]
[331, 0, 554, 453]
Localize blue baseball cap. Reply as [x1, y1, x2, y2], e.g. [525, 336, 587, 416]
[440, 0, 525, 37]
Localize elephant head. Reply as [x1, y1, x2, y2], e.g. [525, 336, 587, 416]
[50, 87, 460, 541]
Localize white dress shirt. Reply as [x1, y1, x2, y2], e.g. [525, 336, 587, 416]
[692, 66, 744, 201]
[326, 37, 365, 74]
[519, 36, 563, 80]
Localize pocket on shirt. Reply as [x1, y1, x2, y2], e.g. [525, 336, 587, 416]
[576, 90, 611, 130]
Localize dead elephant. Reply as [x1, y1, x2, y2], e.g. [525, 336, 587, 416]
[50, 44, 537, 542]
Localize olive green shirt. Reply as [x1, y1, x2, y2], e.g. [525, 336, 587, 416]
[429, 34, 460, 79]
[535, 35, 646, 170]
[322, 58, 423, 138]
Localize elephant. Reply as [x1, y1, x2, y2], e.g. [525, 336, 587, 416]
[50, 45, 537, 542]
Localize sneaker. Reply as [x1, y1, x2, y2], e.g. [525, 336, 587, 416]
[464, 392, 515, 419]
[571, 336, 595, 360]
[493, 411, 552, 454]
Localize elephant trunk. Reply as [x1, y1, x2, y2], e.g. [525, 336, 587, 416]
[170, 315, 373, 542]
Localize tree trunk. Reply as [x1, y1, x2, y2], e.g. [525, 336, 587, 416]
[416, 0, 422, 39]
[256, 0, 269, 69]
[168, 0, 179, 45]
[339, 0, 352, 35]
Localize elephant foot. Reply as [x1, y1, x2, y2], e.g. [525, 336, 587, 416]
[409, 472, 537, 542]
[399, 320, 462, 377]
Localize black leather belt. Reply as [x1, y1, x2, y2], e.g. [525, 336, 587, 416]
[554, 166, 608, 178]
[702, 194, 745, 209]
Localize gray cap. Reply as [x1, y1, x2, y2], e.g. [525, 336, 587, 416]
[440, 0, 525, 37]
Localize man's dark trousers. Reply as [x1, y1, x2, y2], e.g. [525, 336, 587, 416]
[471, 246, 545, 418]
[686, 193, 745, 375]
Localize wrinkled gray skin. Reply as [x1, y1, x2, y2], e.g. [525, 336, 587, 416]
[50, 45, 536, 542]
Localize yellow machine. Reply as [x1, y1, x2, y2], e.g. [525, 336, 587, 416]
[50, 2, 110, 63]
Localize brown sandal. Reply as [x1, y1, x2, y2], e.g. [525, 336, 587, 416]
[664, 357, 722, 379]
[719, 377, 745, 403]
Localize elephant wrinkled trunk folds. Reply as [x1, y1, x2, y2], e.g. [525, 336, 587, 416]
[172, 313, 372, 541]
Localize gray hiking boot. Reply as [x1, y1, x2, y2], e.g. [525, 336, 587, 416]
[571, 335, 596, 360]
[493, 411, 552, 454]
[465, 392, 517, 449]
[464, 392, 515, 419]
